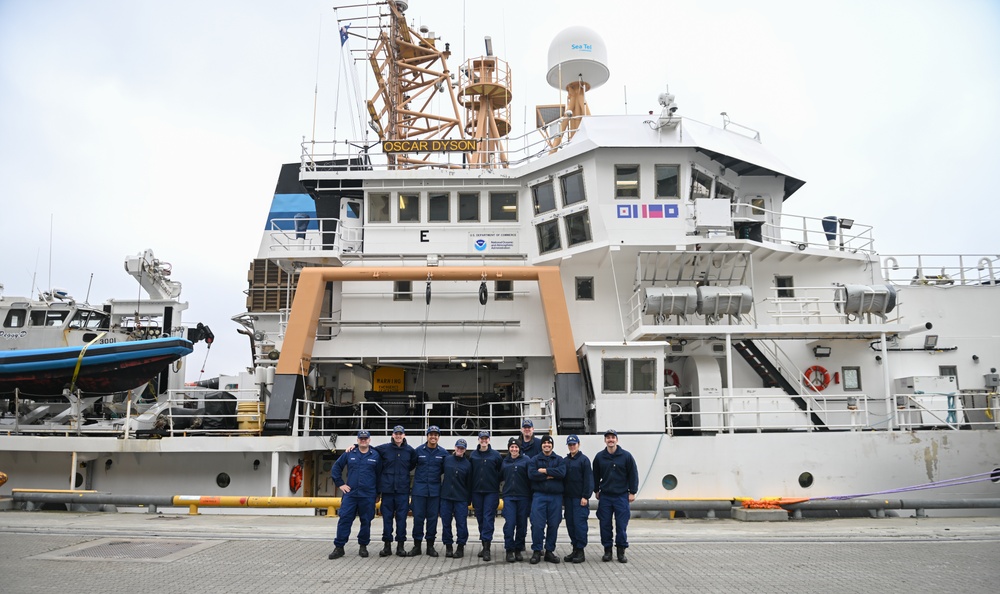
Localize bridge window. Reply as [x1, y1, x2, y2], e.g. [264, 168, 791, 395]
[368, 193, 391, 223]
[532, 180, 557, 215]
[398, 193, 420, 222]
[458, 192, 480, 222]
[575, 277, 594, 301]
[495, 280, 513, 301]
[716, 181, 735, 201]
[561, 170, 586, 205]
[655, 165, 679, 199]
[393, 281, 412, 301]
[536, 219, 561, 254]
[615, 165, 640, 198]
[490, 192, 518, 221]
[429, 192, 450, 222]
[565, 209, 592, 246]
[3, 309, 26, 328]
[691, 169, 713, 199]
[631, 358, 656, 392]
[602, 359, 627, 392]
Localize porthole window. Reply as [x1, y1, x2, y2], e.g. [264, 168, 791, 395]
[662, 474, 678, 490]
[798, 472, 814, 488]
[217, 473, 231, 488]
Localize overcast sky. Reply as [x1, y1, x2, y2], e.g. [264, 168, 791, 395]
[1, 0, 998, 379]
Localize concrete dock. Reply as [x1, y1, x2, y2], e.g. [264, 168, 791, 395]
[1, 509, 998, 593]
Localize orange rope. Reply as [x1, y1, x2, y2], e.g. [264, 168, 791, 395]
[741, 497, 809, 509]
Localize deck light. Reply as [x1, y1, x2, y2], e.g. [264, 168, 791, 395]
[923, 335, 939, 350]
[812, 345, 832, 358]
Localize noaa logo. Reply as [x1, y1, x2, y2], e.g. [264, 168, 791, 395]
[474, 239, 487, 251]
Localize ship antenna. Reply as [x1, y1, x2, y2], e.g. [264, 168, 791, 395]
[85, 273, 94, 305]
[312, 7, 324, 147]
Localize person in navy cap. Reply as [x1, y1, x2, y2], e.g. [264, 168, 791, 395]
[328, 430, 382, 560]
[500, 436, 531, 562]
[527, 434, 565, 564]
[373, 425, 417, 558]
[516, 418, 542, 459]
[469, 430, 503, 561]
[407, 425, 446, 557]
[440, 438, 472, 558]
[592, 429, 639, 563]
[562, 434, 594, 563]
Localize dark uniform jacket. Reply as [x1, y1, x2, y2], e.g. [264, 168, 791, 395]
[500, 454, 531, 498]
[412, 443, 447, 497]
[374, 439, 417, 494]
[592, 446, 639, 497]
[331, 447, 382, 497]
[441, 454, 472, 503]
[563, 451, 594, 499]
[527, 451, 566, 495]
[469, 445, 503, 493]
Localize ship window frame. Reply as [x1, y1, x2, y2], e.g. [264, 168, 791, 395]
[428, 192, 450, 222]
[775, 276, 795, 298]
[495, 280, 513, 301]
[575, 277, 594, 301]
[939, 365, 959, 390]
[842, 366, 861, 391]
[30, 310, 69, 327]
[654, 164, 680, 199]
[398, 192, 420, 222]
[614, 164, 640, 199]
[602, 359, 627, 393]
[716, 180, 736, 201]
[631, 358, 656, 392]
[531, 179, 558, 215]
[564, 208, 592, 247]
[393, 280, 413, 301]
[560, 170, 586, 206]
[536, 219, 562, 254]
[489, 191, 518, 222]
[458, 192, 481, 222]
[3, 308, 26, 328]
[690, 168, 713, 200]
[368, 192, 391, 223]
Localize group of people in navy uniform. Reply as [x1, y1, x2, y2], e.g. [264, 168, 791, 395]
[328, 419, 639, 565]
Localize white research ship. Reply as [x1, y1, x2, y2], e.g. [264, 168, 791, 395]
[2, 1, 997, 516]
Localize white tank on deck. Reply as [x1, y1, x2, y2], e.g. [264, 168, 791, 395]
[546, 26, 610, 90]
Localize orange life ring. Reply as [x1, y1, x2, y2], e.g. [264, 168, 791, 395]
[665, 369, 680, 387]
[289, 464, 303, 494]
[803, 366, 830, 392]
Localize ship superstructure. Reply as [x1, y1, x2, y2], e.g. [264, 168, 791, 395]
[2, 2, 997, 514]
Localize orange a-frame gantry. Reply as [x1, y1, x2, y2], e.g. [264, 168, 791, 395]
[265, 266, 586, 434]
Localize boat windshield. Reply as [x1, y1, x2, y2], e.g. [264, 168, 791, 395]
[68, 309, 110, 330]
[29, 310, 69, 327]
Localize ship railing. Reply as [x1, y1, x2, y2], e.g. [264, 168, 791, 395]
[299, 118, 576, 173]
[892, 392, 1000, 431]
[731, 203, 876, 254]
[265, 217, 362, 255]
[148, 389, 267, 438]
[763, 286, 901, 325]
[293, 398, 551, 438]
[881, 254, 1000, 287]
[665, 390, 874, 433]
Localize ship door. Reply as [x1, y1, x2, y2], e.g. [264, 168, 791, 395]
[338, 199, 363, 253]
